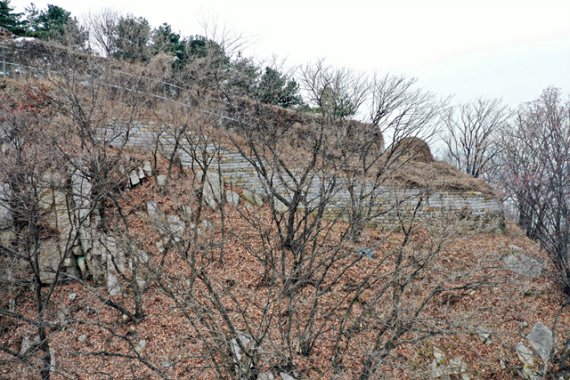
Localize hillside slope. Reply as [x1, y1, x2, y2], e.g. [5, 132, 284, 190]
[0, 59, 568, 380]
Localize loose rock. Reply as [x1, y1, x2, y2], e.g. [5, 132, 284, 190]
[527, 322, 553, 363]
[147, 201, 158, 218]
[516, 342, 535, 367]
[243, 190, 263, 207]
[226, 191, 240, 207]
[156, 175, 167, 191]
[129, 170, 140, 187]
[142, 160, 153, 176]
[503, 253, 543, 278]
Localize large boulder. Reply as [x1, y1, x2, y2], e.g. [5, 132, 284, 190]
[0, 184, 12, 229]
[243, 190, 263, 208]
[202, 171, 224, 209]
[38, 240, 64, 283]
[527, 322, 553, 363]
[0, 184, 14, 246]
[502, 251, 543, 278]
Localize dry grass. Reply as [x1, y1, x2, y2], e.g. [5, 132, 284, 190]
[392, 136, 434, 163]
[387, 160, 494, 195]
[0, 159, 564, 379]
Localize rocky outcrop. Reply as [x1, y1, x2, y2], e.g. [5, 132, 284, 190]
[527, 322, 553, 363]
[514, 321, 554, 380]
[430, 347, 469, 379]
[502, 245, 543, 278]
[0, 184, 15, 257]
[0, 158, 154, 290]
[202, 171, 224, 209]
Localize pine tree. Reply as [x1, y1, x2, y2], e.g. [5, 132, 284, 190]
[255, 67, 303, 108]
[27, 4, 88, 48]
[151, 23, 181, 55]
[112, 16, 151, 62]
[0, 0, 25, 35]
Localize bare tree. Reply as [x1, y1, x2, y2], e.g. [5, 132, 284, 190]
[300, 59, 369, 121]
[0, 79, 64, 380]
[497, 88, 570, 302]
[0, 52, 161, 378]
[338, 73, 443, 241]
[85, 9, 120, 57]
[218, 95, 488, 378]
[444, 98, 509, 179]
[1, 37, 530, 380]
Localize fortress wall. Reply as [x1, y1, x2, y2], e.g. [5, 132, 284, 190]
[104, 124, 504, 232]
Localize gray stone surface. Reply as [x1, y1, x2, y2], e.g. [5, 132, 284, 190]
[142, 160, 153, 176]
[226, 191, 240, 207]
[477, 327, 492, 344]
[137, 167, 145, 180]
[273, 198, 289, 214]
[49, 347, 56, 373]
[129, 170, 140, 187]
[20, 337, 32, 355]
[181, 205, 192, 221]
[201, 219, 214, 232]
[431, 347, 469, 379]
[71, 169, 92, 221]
[77, 256, 87, 275]
[503, 253, 543, 278]
[516, 342, 535, 367]
[156, 175, 167, 190]
[135, 339, 146, 354]
[106, 266, 121, 296]
[203, 172, 224, 209]
[166, 214, 186, 239]
[38, 240, 64, 283]
[527, 322, 553, 363]
[147, 201, 158, 217]
[230, 333, 254, 372]
[85, 233, 127, 293]
[243, 189, 263, 207]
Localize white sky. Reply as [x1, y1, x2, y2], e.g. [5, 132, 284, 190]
[11, 0, 570, 107]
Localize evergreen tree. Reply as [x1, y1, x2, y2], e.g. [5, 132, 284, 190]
[26, 4, 88, 48]
[255, 67, 303, 108]
[0, 0, 25, 35]
[150, 22, 189, 71]
[112, 16, 151, 62]
[178, 35, 229, 71]
[151, 23, 181, 56]
[227, 54, 260, 96]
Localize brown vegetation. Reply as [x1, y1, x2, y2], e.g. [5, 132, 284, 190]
[1, 46, 567, 380]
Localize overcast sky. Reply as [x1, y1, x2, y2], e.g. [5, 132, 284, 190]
[11, 0, 570, 107]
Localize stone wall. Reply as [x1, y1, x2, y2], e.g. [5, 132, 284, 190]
[0, 122, 503, 293]
[101, 123, 504, 231]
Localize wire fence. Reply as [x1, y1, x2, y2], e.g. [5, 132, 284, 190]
[0, 40, 247, 126]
